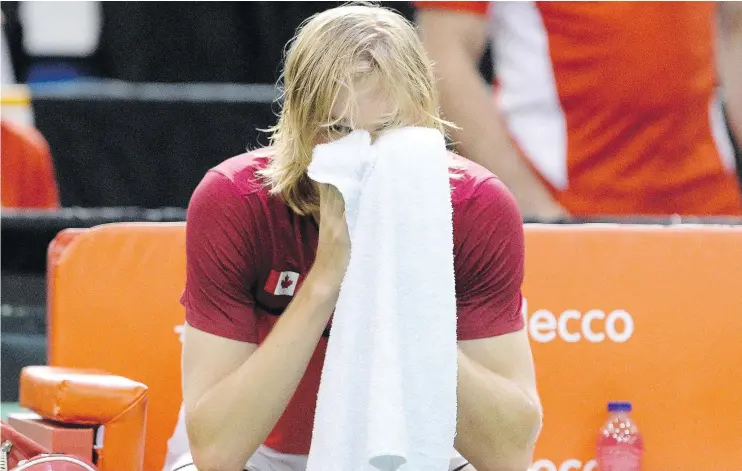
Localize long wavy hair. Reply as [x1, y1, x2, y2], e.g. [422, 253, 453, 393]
[257, 3, 456, 216]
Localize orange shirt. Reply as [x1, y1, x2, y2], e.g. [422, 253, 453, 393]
[1, 120, 60, 209]
[417, 1, 742, 216]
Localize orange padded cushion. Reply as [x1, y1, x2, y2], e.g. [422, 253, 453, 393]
[47, 223, 186, 471]
[20, 366, 148, 471]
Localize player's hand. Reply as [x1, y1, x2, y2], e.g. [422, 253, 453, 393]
[313, 183, 351, 285]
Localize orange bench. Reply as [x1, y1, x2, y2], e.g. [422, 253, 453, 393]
[17, 366, 148, 471]
[47, 224, 185, 471]
[46, 222, 742, 470]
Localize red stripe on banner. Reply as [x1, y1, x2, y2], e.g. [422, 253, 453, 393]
[264, 270, 280, 294]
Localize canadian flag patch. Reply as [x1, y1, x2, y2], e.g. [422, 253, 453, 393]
[264, 270, 301, 296]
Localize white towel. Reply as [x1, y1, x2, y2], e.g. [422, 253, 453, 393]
[306, 127, 458, 471]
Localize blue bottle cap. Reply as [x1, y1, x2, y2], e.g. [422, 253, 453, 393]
[608, 401, 632, 413]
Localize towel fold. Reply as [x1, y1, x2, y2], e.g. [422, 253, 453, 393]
[306, 127, 458, 471]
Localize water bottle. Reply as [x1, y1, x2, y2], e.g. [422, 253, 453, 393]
[596, 401, 644, 471]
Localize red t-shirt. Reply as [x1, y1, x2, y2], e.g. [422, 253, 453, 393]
[182, 151, 525, 455]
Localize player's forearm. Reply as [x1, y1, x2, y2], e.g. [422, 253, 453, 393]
[455, 350, 542, 471]
[433, 51, 563, 217]
[188, 271, 339, 471]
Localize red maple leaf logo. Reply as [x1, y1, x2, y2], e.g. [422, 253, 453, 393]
[281, 275, 294, 290]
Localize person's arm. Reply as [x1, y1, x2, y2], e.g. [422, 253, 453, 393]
[453, 177, 541, 471]
[184, 277, 340, 471]
[416, 5, 566, 219]
[456, 332, 541, 471]
[181, 172, 349, 471]
[719, 2, 742, 147]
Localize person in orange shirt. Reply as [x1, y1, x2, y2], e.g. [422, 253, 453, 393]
[416, 1, 742, 217]
[1, 119, 60, 209]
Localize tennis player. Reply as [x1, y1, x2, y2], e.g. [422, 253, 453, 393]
[167, 5, 542, 471]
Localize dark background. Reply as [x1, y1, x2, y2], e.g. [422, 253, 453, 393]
[1, 1, 495, 210]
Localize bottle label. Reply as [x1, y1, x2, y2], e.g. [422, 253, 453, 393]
[596, 444, 642, 471]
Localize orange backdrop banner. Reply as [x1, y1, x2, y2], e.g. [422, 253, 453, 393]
[524, 225, 742, 471]
[46, 223, 742, 471]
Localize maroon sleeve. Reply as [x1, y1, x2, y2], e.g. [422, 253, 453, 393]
[454, 177, 525, 340]
[182, 170, 260, 343]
